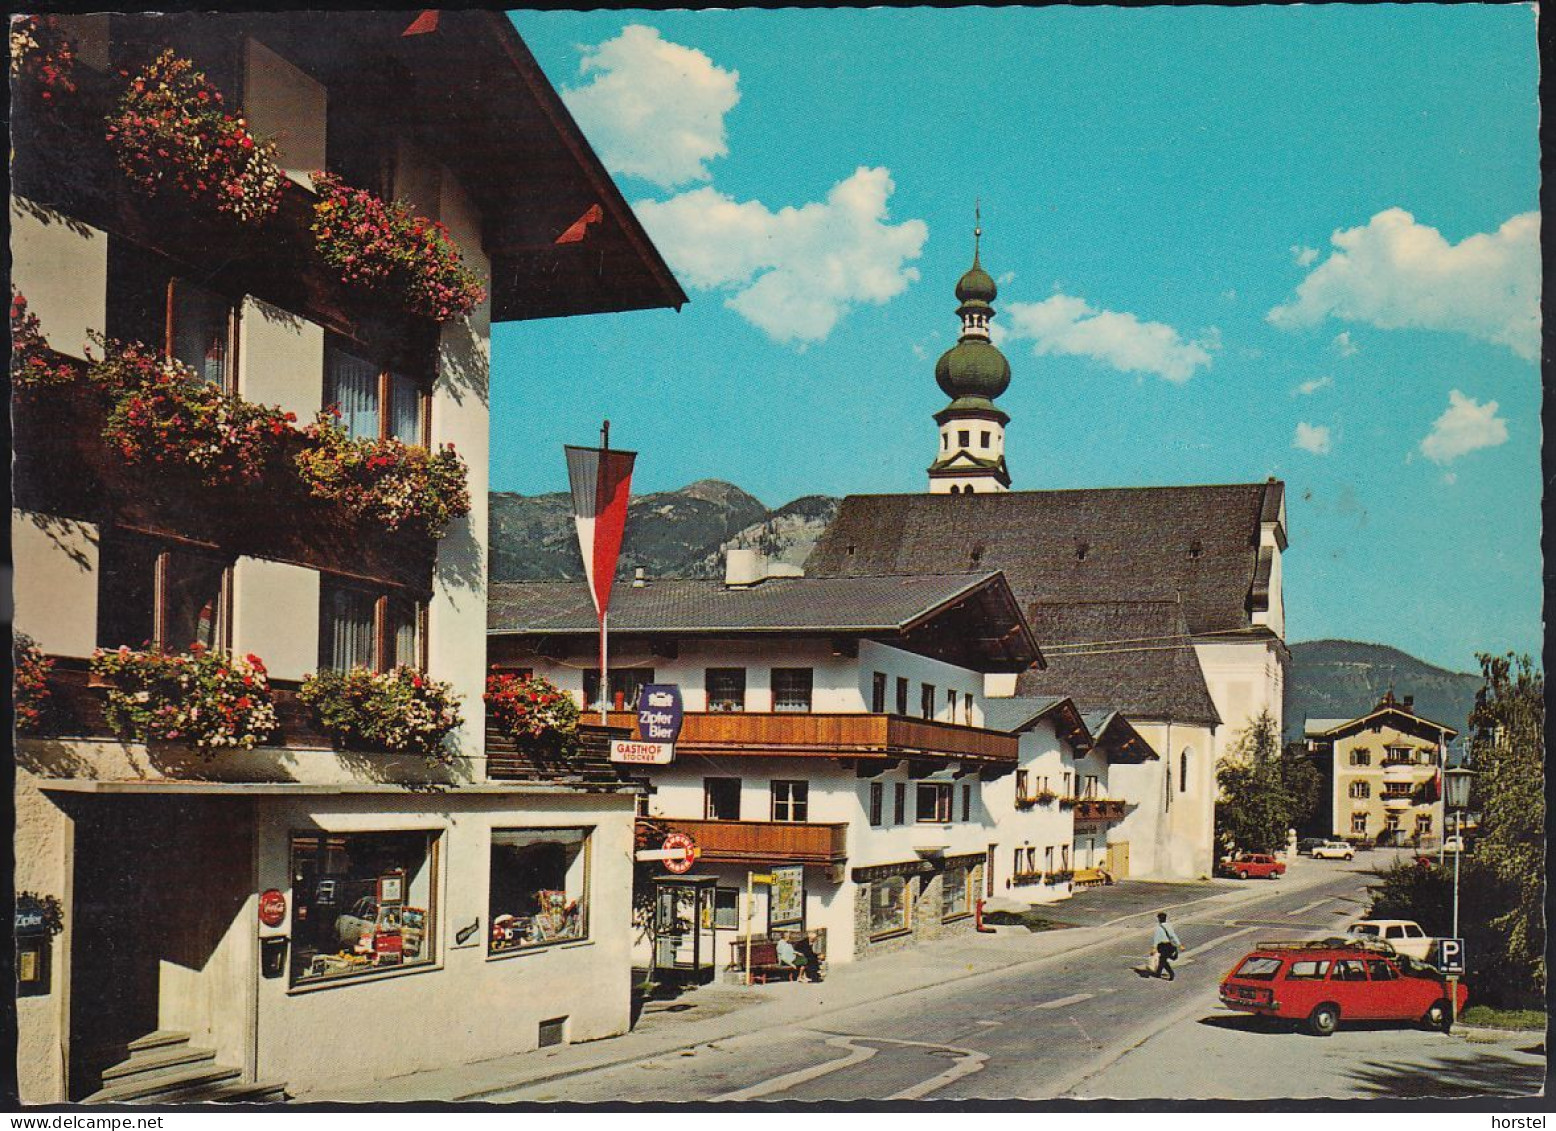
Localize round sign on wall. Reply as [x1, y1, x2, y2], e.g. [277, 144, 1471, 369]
[258, 888, 287, 929]
[661, 832, 699, 874]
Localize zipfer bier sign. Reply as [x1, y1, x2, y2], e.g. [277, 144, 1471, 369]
[636, 684, 684, 742]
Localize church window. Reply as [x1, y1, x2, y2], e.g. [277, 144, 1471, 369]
[980, 431, 990, 448]
[958, 429, 970, 448]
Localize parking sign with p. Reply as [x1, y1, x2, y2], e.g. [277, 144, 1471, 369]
[1436, 937, 1465, 975]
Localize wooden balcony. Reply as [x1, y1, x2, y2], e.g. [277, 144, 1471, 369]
[655, 818, 849, 866]
[1069, 798, 1128, 821]
[601, 711, 1017, 766]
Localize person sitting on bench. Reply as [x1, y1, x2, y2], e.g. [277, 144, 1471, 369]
[775, 936, 802, 978]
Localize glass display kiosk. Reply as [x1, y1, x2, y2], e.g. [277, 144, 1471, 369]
[651, 873, 717, 985]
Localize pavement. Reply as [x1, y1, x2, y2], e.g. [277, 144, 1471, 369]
[301, 854, 1543, 1103]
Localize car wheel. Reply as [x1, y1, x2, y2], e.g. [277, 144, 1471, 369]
[1237, 870, 1249, 880]
[1270, 871, 1282, 879]
[1308, 1003, 1340, 1037]
[1423, 1000, 1453, 1033]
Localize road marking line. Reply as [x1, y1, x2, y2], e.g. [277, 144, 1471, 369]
[1036, 992, 1094, 1009]
[886, 1047, 989, 1101]
[973, 1019, 1002, 1027]
[713, 1035, 877, 1101]
[1288, 898, 1335, 916]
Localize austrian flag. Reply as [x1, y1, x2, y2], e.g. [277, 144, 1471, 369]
[565, 443, 636, 621]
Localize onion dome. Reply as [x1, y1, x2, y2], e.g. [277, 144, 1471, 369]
[955, 253, 998, 305]
[935, 338, 1011, 402]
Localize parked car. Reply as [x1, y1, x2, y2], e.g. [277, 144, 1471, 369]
[1311, 841, 1355, 861]
[1346, 919, 1435, 961]
[1220, 853, 1286, 880]
[1443, 835, 1467, 853]
[1218, 939, 1468, 1035]
[1296, 838, 1327, 855]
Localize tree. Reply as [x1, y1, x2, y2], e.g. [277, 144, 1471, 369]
[1279, 740, 1325, 830]
[1215, 710, 1302, 855]
[1465, 653, 1545, 1002]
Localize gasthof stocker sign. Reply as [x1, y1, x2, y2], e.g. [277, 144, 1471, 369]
[610, 739, 675, 765]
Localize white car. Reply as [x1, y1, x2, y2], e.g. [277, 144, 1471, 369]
[1443, 836, 1466, 853]
[1311, 841, 1355, 860]
[1346, 919, 1436, 961]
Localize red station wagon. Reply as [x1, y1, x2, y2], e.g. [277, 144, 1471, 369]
[1219, 941, 1468, 1036]
[1220, 853, 1286, 880]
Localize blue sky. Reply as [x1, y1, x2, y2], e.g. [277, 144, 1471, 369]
[493, 6, 1541, 673]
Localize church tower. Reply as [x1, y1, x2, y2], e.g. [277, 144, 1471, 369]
[927, 212, 1011, 494]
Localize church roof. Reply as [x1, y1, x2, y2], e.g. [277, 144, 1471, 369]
[1015, 602, 1221, 725]
[807, 481, 1283, 636]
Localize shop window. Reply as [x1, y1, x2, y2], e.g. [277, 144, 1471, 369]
[318, 578, 425, 672]
[942, 866, 970, 920]
[325, 337, 426, 446]
[771, 779, 809, 822]
[706, 668, 746, 712]
[868, 781, 884, 826]
[772, 668, 814, 713]
[895, 677, 909, 716]
[871, 672, 887, 713]
[107, 241, 236, 389]
[96, 530, 230, 651]
[713, 888, 740, 930]
[916, 782, 952, 823]
[921, 684, 935, 721]
[704, 777, 741, 820]
[583, 667, 654, 712]
[893, 782, 906, 824]
[488, 827, 590, 954]
[868, 875, 909, 937]
[289, 830, 437, 985]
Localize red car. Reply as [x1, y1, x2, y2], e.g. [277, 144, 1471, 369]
[1220, 853, 1286, 880]
[1218, 940, 1468, 1035]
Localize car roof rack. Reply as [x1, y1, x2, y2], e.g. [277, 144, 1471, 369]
[1252, 937, 1399, 955]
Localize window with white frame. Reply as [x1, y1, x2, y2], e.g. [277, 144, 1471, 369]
[916, 782, 952, 823]
[488, 827, 590, 954]
[771, 779, 809, 822]
[318, 578, 424, 672]
[289, 830, 437, 985]
[1351, 812, 1369, 834]
[706, 668, 746, 712]
[325, 336, 426, 446]
[97, 530, 230, 652]
[1349, 781, 1371, 799]
[772, 668, 814, 713]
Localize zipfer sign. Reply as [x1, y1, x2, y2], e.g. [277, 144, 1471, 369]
[636, 684, 683, 741]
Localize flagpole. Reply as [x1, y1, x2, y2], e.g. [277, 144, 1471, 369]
[599, 419, 610, 726]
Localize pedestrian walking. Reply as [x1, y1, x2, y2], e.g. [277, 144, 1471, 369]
[1151, 912, 1183, 980]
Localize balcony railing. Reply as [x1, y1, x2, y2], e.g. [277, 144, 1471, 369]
[1070, 798, 1128, 821]
[655, 818, 848, 865]
[601, 711, 1017, 765]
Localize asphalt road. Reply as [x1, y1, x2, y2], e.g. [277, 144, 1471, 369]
[494, 858, 1466, 1102]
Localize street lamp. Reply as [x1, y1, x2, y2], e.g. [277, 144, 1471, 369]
[1442, 762, 1474, 1023]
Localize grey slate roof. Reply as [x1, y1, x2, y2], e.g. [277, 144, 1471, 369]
[981, 697, 1069, 735]
[490, 572, 1011, 635]
[807, 482, 1281, 636]
[1016, 602, 1221, 725]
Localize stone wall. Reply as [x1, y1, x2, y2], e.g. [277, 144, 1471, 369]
[851, 860, 984, 961]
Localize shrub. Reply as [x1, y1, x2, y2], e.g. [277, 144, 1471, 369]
[106, 50, 283, 224]
[295, 413, 470, 537]
[9, 291, 76, 391]
[299, 666, 463, 761]
[310, 171, 486, 322]
[13, 632, 54, 734]
[484, 671, 579, 751]
[90, 643, 278, 754]
[90, 337, 295, 487]
[10, 15, 77, 102]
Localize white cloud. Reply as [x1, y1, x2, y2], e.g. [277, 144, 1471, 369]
[1293, 422, 1333, 455]
[1419, 390, 1509, 464]
[1001, 292, 1215, 383]
[1293, 376, 1333, 396]
[1270, 209, 1540, 360]
[1292, 245, 1320, 267]
[1332, 331, 1359, 357]
[1442, 472, 1458, 486]
[560, 26, 740, 189]
[633, 167, 928, 344]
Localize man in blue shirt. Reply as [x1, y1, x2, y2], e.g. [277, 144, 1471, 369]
[1151, 912, 1183, 980]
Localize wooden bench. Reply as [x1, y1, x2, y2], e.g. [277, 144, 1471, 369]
[726, 939, 802, 983]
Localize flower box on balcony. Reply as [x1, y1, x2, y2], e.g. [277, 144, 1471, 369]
[295, 414, 471, 539]
[89, 644, 279, 754]
[484, 671, 579, 754]
[299, 666, 463, 762]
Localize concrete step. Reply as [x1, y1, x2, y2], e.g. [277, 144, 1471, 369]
[190, 1079, 290, 1103]
[126, 1030, 192, 1053]
[102, 1044, 215, 1081]
[86, 1062, 240, 1104]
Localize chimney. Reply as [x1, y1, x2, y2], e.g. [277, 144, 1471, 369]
[1402, 695, 1414, 713]
[724, 548, 764, 587]
[632, 567, 646, 588]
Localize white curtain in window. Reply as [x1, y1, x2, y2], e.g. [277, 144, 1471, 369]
[389, 371, 421, 445]
[171, 283, 228, 385]
[326, 346, 380, 441]
[322, 586, 375, 671]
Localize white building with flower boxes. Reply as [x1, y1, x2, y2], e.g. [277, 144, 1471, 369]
[487, 559, 1044, 965]
[10, 11, 684, 1103]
